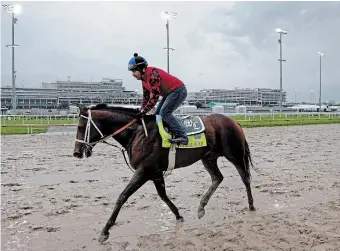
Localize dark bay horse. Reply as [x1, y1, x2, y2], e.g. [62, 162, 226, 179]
[73, 103, 255, 243]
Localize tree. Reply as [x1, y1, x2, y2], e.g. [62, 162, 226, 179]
[76, 103, 87, 109]
[57, 102, 69, 110]
[195, 102, 203, 108]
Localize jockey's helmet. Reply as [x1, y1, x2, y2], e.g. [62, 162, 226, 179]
[128, 53, 148, 72]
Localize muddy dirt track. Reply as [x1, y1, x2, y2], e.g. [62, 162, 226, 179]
[1, 124, 340, 251]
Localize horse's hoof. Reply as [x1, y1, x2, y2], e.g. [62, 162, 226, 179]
[98, 233, 109, 243]
[176, 216, 184, 222]
[198, 208, 205, 219]
[249, 205, 256, 211]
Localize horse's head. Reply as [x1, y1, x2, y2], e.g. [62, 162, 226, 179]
[73, 106, 107, 159]
[73, 104, 140, 159]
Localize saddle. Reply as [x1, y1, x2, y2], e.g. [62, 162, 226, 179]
[155, 115, 207, 149]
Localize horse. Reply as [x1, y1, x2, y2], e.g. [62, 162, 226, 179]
[73, 103, 255, 243]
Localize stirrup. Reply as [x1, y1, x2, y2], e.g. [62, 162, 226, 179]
[168, 137, 189, 145]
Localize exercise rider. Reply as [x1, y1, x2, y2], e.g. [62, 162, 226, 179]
[128, 53, 188, 145]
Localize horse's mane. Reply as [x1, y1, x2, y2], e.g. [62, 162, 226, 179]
[85, 103, 155, 123]
[89, 103, 139, 115]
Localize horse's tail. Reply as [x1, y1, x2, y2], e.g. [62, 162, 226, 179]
[244, 138, 254, 181]
[233, 121, 254, 181]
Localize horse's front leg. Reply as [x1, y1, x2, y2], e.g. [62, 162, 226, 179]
[153, 177, 184, 221]
[98, 168, 147, 243]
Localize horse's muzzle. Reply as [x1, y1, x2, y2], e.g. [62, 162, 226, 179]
[73, 151, 83, 159]
[73, 145, 93, 159]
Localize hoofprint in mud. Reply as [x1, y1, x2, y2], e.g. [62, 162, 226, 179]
[1, 124, 340, 251]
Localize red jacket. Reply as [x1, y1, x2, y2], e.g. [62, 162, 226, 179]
[141, 66, 184, 113]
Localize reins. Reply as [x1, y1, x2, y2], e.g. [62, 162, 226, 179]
[100, 140, 135, 173]
[111, 119, 137, 137]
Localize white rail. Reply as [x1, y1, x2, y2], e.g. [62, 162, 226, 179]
[1, 112, 339, 123]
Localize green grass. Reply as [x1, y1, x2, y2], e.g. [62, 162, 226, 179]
[0, 117, 76, 135]
[1, 114, 337, 125]
[1, 115, 339, 135]
[1, 118, 75, 125]
[1, 127, 48, 135]
[238, 118, 340, 127]
[229, 114, 337, 121]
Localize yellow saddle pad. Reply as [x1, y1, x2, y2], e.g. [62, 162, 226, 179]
[156, 115, 207, 149]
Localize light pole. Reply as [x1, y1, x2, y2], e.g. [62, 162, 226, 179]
[318, 52, 324, 112]
[275, 28, 287, 114]
[90, 77, 93, 105]
[2, 4, 22, 114]
[160, 11, 177, 73]
[67, 75, 71, 105]
[294, 89, 297, 104]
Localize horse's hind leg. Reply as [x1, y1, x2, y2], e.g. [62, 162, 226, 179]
[222, 127, 255, 211]
[233, 160, 255, 211]
[226, 151, 255, 211]
[153, 177, 184, 221]
[198, 156, 224, 219]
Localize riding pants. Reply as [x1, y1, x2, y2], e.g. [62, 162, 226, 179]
[155, 85, 188, 138]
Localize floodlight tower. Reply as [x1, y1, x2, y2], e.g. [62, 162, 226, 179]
[318, 51, 324, 112]
[160, 11, 177, 73]
[2, 4, 22, 114]
[275, 28, 288, 114]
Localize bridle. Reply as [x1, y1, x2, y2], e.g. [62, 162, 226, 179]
[74, 109, 150, 173]
[75, 109, 137, 148]
[75, 109, 139, 172]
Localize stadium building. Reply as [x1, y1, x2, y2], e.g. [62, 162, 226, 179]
[1, 78, 142, 110]
[1, 79, 287, 111]
[186, 88, 287, 106]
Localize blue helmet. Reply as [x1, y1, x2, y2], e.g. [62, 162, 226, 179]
[128, 53, 148, 71]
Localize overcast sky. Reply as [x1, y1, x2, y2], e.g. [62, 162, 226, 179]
[1, 1, 340, 102]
